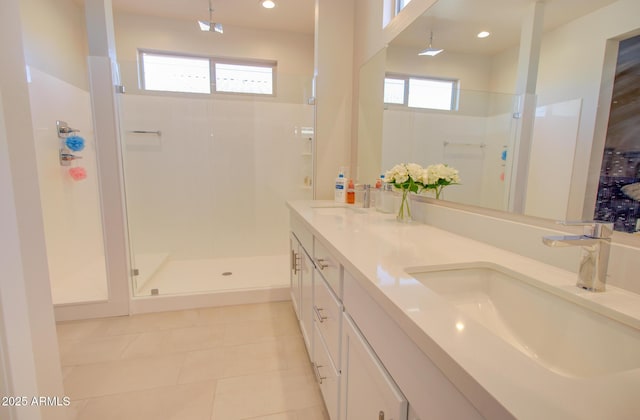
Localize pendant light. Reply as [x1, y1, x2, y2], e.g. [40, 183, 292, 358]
[198, 0, 223, 33]
[418, 31, 443, 56]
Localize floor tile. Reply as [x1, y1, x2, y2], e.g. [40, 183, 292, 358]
[75, 381, 216, 420]
[64, 353, 185, 400]
[56, 318, 111, 342]
[104, 310, 200, 336]
[211, 370, 323, 419]
[178, 347, 229, 384]
[121, 324, 226, 359]
[223, 315, 301, 347]
[59, 334, 137, 366]
[57, 302, 327, 420]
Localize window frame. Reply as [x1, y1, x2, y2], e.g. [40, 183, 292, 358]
[384, 73, 459, 111]
[138, 49, 277, 97]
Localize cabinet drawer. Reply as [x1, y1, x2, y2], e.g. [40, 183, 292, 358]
[313, 274, 342, 369]
[313, 237, 342, 298]
[291, 214, 313, 253]
[341, 313, 407, 420]
[313, 324, 340, 420]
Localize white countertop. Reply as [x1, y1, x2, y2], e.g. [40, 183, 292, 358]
[287, 200, 640, 420]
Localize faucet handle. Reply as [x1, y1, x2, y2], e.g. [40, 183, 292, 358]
[557, 220, 614, 238]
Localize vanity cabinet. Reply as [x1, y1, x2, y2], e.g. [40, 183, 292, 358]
[290, 226, 314, 358]
[341, 313, 408, 420]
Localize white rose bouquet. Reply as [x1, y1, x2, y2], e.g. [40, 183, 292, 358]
[384, 163, 460, 221]
[423, 163, 461, 199]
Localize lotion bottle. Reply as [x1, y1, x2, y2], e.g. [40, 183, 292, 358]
[335, 172, 346, 203]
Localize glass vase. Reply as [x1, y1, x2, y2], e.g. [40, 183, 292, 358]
[396, 188, 413, 223]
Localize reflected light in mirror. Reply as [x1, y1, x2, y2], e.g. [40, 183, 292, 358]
[261, 0, 276, 9]
[456, 321, 465, 332]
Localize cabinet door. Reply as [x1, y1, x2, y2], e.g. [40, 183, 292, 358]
[289, 233, 302, 320]
[341, 314, 407, 420]
[299, 249, 314, 359]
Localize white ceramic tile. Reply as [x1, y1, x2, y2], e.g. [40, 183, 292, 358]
[222, 315, 301, 347]
[104, 309, 200, 335]
[211, 370, 323, 419]
[63, 354, 185, 399]
[121, 324, 226, 359]
[75, 381, 216, 420]
[59, 334, 137, 366]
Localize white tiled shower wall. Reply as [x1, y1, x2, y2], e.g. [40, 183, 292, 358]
[28, 67, 108, 304]
[120, 94, 314, 261]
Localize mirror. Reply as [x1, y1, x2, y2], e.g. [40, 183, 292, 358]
[358, 0, 640, 234]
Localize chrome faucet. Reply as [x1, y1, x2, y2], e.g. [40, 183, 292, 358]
[542, 221, 614, 292]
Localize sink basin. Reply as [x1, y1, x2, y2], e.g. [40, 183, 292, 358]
[406, 262, 640, 377]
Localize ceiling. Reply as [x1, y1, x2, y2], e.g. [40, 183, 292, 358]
[91, 0, 618, 54]
[392, 0, 619, 55]
[109, 0, 316, 34]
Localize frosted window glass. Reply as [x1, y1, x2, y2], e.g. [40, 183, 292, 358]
[215, 63, 274, 95]
[408, 78, 454, 110]
[142, 53, 211, 94]
[384, 78, 405, 104]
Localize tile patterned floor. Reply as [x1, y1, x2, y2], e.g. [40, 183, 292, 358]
[57, 301, 329, 420]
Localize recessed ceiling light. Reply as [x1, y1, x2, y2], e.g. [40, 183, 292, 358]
[477, 31, 491, 39]
[261, 0, 276, 8]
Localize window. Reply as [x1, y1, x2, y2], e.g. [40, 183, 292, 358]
[215, 63, 274, 95]
[384, 74, 458, 111]
[140, 50, 276, 96]
[141, 52, 211, 94]
[396, 0, 412, 14]
[384, 78, 405, 104]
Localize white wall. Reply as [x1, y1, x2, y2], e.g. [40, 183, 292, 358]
[314, 0, 355, 196]
[27, 68, 108, 304]
[20, 0, 109, 306]
[0, 0, 66, 417]
[386, 47, 495, 93]
[19, 0, 89, 90]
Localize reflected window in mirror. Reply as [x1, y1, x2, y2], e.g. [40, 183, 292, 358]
[396, 0, 412, 14]
[594, 33, 640, 233]
[384, 73, 459, 111]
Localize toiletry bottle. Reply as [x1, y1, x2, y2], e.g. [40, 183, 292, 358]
[335, 172, 346, 203]
[372, 174, 384, 207]
[346, 178, 355, 204]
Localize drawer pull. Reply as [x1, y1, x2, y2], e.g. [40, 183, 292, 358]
[291, 250, 298, 274]
[313, 363, 326, 384]
[379, 411, 384, 420]
[316, 258, 329, 270]
[290, 249, 298, 274]
[314, 305, 328, 323]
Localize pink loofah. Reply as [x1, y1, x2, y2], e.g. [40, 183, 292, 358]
[69, 167, 87, 181]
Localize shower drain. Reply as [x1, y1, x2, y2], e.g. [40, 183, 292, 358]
[221, 272, 233, 276]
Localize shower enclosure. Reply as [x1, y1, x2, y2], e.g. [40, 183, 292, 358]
[118, 67, 314, 298]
